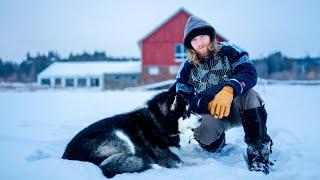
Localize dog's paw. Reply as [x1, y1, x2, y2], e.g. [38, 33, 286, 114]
[156, 158, 183, 168]
[173, 161, 184, 168]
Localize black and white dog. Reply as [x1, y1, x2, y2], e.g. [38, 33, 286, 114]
[62, 83, 190, 178]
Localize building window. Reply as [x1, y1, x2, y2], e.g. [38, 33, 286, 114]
[175, 44, 187, 62]
[90, 78, 99, 87]
[169, 66, 179, 75]
[65, 78, 74, 87]
[114, 75, 121, 80]
[148, 66, 159, 75]
[41, 78, 51, 86]
[131, 75, 137, 80]
[77, 78, 87, 87]
[55, 78, 61, 86]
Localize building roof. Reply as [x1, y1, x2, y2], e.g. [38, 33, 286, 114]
[138, 8, 228, 48]
[138, 8, 192, 46]
[38, 61, 141, 77]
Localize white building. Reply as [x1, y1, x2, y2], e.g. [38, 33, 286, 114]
[37, 61, 141, 90]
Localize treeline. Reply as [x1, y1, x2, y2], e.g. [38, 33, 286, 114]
[1, 51, 320, 82]
[253, 52, 320, 80]
[0, 51, 139, 82]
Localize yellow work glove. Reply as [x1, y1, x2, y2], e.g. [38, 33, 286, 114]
[208, 86, 234, 119]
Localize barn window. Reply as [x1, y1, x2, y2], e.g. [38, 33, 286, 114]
[169, 66, 179, 75]
[175, 44, 187, 62]
[55, 78, 61, 86]
[65, 78, 75, 87]
[41, 78, 51, 86]
[77, 78, 87, 87]
[131, 75, 137, 80]
[148, 66, 159, 75]
[114, 75, 121, 80]
[90, 78, 100, 87]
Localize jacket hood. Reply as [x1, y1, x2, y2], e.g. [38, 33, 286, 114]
[183, 16, 216, 49]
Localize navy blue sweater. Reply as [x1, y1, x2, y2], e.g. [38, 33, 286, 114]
[176, 42, 257, 114]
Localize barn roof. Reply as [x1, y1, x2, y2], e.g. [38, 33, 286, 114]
[38, 61, 141, 77]
[138, 8, 227, 48]
[138, 8, 192, 46]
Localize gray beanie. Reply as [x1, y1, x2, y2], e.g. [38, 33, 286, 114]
[183, 16, 216, 49]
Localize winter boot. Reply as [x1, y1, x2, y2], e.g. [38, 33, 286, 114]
[197, 133, 226, 153]
[240, 105, 273, 174]
[247, 140, 273, 174]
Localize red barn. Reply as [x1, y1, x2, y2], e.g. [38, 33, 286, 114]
[138, 8, 227, 85]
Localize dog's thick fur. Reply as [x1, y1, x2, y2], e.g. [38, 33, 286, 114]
[62, 84, 189, 178]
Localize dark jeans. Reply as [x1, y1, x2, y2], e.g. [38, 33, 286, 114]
[193, 89, 265, 145]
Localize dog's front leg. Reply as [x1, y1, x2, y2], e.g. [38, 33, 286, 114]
[153, 147, 183, 168]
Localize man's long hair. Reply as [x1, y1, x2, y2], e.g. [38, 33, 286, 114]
[186, 39, 221, 67]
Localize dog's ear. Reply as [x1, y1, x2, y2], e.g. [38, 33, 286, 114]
[167, 82, 177, 95]
[170, 93, 190, 120]
[176, 93, 191, 120]
[182, 104, 191, 120]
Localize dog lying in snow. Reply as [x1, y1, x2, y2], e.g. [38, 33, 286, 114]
[62, 83, 193, 178]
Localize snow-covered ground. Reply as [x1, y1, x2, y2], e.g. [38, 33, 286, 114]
[0, 84, 320, 179]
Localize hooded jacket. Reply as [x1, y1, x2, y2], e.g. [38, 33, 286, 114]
[176, 16, 257, 114]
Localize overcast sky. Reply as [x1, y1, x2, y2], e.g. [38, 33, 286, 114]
[0, 0, 319, 62]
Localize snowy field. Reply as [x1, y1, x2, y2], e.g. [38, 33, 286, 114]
[1, 84, 320, 180]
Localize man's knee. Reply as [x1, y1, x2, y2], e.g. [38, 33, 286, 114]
[234, 89, 264, 110]
[193, 114, 231, 145]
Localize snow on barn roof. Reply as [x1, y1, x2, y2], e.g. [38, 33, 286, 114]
[38, 61, 141, 77]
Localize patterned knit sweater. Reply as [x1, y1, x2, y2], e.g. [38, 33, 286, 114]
[176, 42, 257, 114]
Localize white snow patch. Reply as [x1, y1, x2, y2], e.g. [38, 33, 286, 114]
[0, 84, 320, 179]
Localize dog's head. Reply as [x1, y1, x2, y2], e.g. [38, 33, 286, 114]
[146, 82, 190, 147]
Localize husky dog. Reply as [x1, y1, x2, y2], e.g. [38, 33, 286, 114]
[62, 83, 189, 178]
